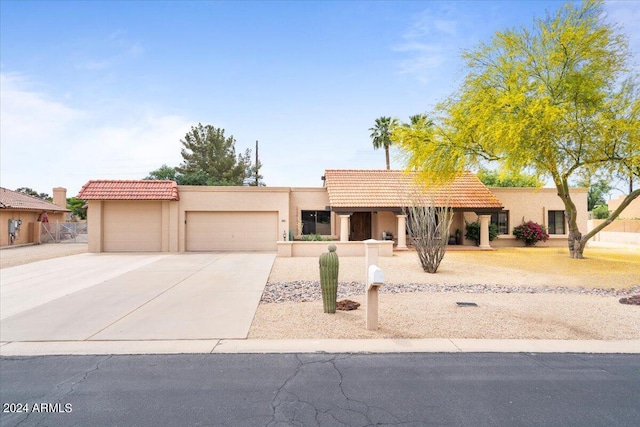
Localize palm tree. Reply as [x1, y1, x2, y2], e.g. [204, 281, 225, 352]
[407, 114, 431, 128]
[369, 116, 398, 170]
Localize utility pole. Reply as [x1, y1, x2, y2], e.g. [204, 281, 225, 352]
[255, 140, 259, 187]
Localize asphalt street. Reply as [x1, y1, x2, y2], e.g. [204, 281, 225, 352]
[1, 353, 639, 427]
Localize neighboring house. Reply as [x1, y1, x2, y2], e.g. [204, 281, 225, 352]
[587, 194, 640, 245]
[0, 187, 70, 247]
[78, 170, 587, 254]
[608, 195, 640, 219]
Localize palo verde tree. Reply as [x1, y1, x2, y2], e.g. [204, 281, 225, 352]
[393, 0, 639, 259]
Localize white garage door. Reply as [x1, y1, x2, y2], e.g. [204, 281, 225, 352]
[103, 201, 162, 252]
[186, 211, 278, 251]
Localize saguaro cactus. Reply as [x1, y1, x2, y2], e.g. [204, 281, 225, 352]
[319, 244, 339, 313]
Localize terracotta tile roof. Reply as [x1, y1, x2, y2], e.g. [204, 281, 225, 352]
[0, 187, 70, 212]
[324, 170, 503, 210]
[77, 180, 179, 201]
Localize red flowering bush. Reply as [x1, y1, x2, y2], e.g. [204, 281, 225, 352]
[512, 220, 549, 246]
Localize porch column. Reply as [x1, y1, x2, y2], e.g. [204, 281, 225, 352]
[478, 214, 492, 249]
[396, 214, 408, 250]
[339, 214, 350, 242]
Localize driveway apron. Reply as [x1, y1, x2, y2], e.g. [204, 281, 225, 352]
[0, 253, 275, 342]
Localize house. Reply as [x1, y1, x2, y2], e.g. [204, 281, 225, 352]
[0, 187, 70, 247]
[77, 170, 587, 255]
[587, 194, 640, 245]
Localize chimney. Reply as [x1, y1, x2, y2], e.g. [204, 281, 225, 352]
[52, 187, 67, 209]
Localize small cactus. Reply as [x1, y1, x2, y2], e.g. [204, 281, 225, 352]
[319, 244, 339, 313]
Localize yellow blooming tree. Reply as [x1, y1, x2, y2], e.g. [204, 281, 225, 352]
[393, 0, 639, 259]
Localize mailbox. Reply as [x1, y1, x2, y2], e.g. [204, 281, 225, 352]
[368, 265, 384, 289]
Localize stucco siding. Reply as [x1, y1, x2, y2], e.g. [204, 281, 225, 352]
[1, 210, 66, 247]
[608, 195, 640, 219]
[487, 187, 588, 247]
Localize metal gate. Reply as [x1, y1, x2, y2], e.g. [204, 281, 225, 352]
[40, 222, 88, 243]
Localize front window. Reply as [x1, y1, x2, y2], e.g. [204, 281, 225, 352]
[490, 211, 509, 235]
[548, 210, 566, 234]
[301, 210, 331, 235]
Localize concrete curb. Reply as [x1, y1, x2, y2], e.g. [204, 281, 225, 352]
[2, 339, 639, 356]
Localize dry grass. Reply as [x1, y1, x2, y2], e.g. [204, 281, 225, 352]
[268, 246, 640, 290]
[438, 246, 640, 289]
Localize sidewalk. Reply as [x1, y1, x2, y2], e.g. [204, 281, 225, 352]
[2, 338, 639, 356]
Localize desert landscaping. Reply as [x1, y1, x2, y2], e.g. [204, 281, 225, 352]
[250, 246, 640, 340]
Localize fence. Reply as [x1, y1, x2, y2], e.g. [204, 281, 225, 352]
[40, 222, 88, 244]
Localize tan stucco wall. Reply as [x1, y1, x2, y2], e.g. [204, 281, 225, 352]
[277, 240, 394, 257]
[608, 194, 640, 219]
[485, 187, 588, 247]
[86, 200, 178, 252]
[86, 201, 102, 253]
[373, 211, 397, 241]
[178, 186, 291, 251]
[289, 188, 332, 238]
[1, 210, 66, 247]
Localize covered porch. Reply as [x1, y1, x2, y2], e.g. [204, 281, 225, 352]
[324, 170, 503, 250]
[333, 209, 496, 250]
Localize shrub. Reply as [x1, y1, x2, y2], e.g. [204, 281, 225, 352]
[301, 233, 328, 241]
[465, 220, 498, 245]
[591, 204, 610, 219]
[512, 220, 549, 246]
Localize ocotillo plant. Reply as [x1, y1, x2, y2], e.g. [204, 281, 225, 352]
[319, 244, 339, 313]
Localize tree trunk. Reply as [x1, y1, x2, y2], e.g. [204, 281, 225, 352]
[568, 230, 585, 259]
[384, 147, 390, 170]
[554, 179, 582, 258]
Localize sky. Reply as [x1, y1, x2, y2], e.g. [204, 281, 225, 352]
[1, 1, 639, 197]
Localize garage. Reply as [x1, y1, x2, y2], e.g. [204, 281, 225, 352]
[186, 211, 278, 251]
[103, 201, 162, 252]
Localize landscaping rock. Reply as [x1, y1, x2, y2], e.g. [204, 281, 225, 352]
[619, 295, 640, 306]
[260, 281, 640, 304]
[336, 299, 360, 311]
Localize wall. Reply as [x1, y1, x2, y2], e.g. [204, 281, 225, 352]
[466, 187, 588, 248]
[608, 195, 640, 219]
[277, 240, 394, 257]
[373, 211, 397, 241]
[1, 210, 66, 247]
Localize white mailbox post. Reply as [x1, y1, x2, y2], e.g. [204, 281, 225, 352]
[367, 264, 384, 330]
[364, 239, 383, 330]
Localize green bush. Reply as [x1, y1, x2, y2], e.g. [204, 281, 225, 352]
[591, 205, 610, 219]
[465, 221, 498, 245]
[301, 234, 329, 241]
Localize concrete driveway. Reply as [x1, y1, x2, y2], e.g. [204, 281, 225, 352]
[0, 252, 275, 342]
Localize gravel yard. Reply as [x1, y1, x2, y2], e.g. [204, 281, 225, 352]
[250, 246, 640, 340]
[0, 243, 88, 268]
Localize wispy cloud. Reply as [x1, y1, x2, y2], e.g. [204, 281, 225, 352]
[75, 28, 143, 71]
[604, 1, 640, 68]
[0, 72, 192, 194]
[393, 4, 468, 84]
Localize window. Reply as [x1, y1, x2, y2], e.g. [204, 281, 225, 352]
[548, 210, 566, 234]
[301, 210, 331, 235]
[490, 211, 509, 235]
